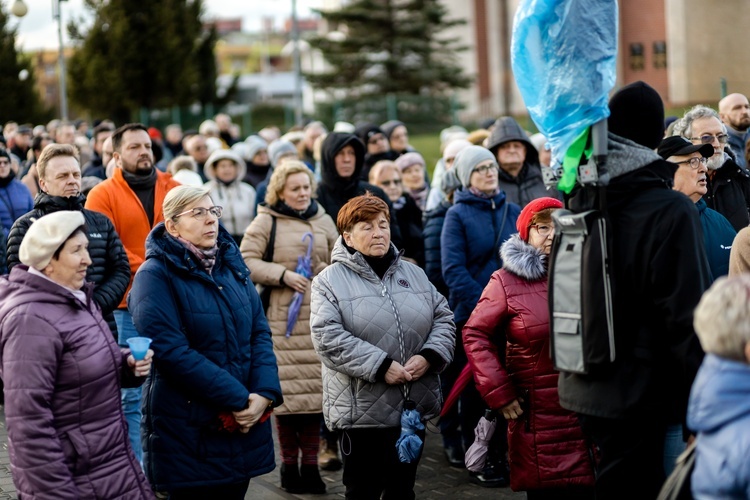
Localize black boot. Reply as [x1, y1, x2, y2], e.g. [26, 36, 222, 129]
[300, 464, 326, 494]
[280, 463, 305, 494]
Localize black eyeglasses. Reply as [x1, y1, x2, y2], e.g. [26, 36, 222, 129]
[674, 157, 708, 169]
[688, 134, 729, 145]
[175, 206, 223, 220]
[381, 179, 402, 187]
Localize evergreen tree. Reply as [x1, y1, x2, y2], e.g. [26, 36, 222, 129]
[307, 0, 471, 98]
[67, 0, 221, 123]
[0, 5, 51, 124]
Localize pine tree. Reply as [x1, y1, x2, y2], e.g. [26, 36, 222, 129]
[0, 5, 51, 124]
[307, 0, 471, 98]
[67, 0, 220, 123]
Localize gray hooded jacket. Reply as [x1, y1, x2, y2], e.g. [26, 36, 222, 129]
[310, 237, 455, 429]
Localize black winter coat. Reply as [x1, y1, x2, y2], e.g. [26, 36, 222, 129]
[395, 194, 424, 267]
[704, 157, 750, 232]
[422, 199, 450, 299]
[6, 192, 130, 336]
[558, 136, 710, 422]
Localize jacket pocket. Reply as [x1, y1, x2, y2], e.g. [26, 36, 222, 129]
[59, 428, 91, 474]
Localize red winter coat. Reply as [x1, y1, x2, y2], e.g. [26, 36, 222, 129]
[463, 235, 594, 492]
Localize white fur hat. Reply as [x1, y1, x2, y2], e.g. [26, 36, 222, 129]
[19, 211, 86, 270]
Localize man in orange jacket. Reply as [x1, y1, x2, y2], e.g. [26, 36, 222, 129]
[86, 123, 180, 463]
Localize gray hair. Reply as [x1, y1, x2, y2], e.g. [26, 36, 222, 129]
[168, 155, 198, 175]
[694, 275, 750, 361]
[673, 105, 726, 138]
[163, 185, 212, 221]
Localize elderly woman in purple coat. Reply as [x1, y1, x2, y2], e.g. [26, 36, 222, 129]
[0, 211, 155, 499]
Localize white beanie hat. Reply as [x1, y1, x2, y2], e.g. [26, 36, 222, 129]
[20, 211, 86, 271]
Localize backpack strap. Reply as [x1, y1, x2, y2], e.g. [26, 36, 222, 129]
[262, 216, 277, 263]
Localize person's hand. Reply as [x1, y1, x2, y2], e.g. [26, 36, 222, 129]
[403, 355, 430, 381]
[126, 349, 154, 378]
[233, 393, 272, 432]
[500, 398, 524, 420]
[385, 361, 413, 385]
[282, 270, 310, 294]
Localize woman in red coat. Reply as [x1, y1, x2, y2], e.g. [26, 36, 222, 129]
[463, 197, 594, 499]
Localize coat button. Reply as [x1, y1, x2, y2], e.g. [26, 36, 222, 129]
[219, 286, 223, 290]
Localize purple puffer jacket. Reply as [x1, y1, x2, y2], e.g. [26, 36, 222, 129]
[0, 266, 155, 499]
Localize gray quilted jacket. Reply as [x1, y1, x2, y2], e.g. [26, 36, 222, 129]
[311, 237, 455, 429]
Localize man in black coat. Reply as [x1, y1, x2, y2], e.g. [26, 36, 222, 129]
[6, 143, 130, 337]
[557, 81, 711, 498]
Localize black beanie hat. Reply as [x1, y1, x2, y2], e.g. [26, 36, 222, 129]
[608, 81, 664, 150]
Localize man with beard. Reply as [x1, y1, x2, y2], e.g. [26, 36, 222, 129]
[6, 143, 130, 336]
[674, 105, 750, 231]
[719, 93, 750, 168]
[86, 123, 180, 463]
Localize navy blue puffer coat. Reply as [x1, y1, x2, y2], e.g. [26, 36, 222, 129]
[128, 223, 282, 492]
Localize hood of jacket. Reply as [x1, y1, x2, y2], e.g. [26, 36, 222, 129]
[320, 133, 366, 190]
[34, 191, 86, 212]
[329, 236, 401, 283]
[453, 185, 509, 209]
[500, 234, 547, 281]
[203, 149, 248, 184]
[487, 116, 539, 165]
[688, 354, 750, 433]
[144, 222, 248, 280]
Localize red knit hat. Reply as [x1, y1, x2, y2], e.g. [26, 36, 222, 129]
[516, 197, 563, 241]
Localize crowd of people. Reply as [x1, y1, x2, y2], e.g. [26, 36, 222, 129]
[0, 85, 749, 499]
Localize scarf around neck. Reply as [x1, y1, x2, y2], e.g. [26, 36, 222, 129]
[171, 233, 219, 274]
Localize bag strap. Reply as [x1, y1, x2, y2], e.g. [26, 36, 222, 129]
[493, 201, 511, 267]
[262, 216, 277, 263]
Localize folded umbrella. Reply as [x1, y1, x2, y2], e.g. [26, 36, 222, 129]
[395, 402, 425, 463]
[464, 409, 498, 472]
[439, 363, 473, 418]
[286, 232, 314, 338]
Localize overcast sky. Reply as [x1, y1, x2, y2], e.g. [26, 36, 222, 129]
[11, 0, 324, 50]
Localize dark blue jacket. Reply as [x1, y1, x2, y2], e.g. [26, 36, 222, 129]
[423, 199, 450, 299]
[696, 198, 736, 282]
[0, 178, 33, 239]
[128, 224, 282, 491]
[441, 188, 520, 324]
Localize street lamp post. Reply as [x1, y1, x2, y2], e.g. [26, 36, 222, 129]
[291, 0, 302, 126]
[11, 0, 68, 120]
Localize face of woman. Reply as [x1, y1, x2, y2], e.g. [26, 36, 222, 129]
[279, 172, 312, 212]
[469, 160, 499, 194]
[401, 164, 424, 191]
[376, 170, 403, 202]
[168, 195, 220, 250]
[252, 149, 269, 166]
[389, 125, 409, 152]
[215, 159, 238, 183]
[343, 212, 391, 257]
[44, 232, 92, 290]
[527, 219, 555, 255]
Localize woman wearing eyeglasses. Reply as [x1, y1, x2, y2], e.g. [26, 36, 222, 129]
[128, 185, 282, 499]
[463, 197, 595, 499]
[440, 145, 521, 486]
[369, 160, 425, 267]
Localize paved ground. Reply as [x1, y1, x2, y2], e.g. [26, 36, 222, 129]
[0, 408, 524, 499]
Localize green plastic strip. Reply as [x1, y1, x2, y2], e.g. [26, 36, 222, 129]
[558, 127, 593, 194]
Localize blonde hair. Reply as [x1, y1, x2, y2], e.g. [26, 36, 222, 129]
[36, 143, 80, 179]
[265, 161, 317, 206]
[368, 160, 399, 185]
[694, 275, 750, 361]
[163, 185, 212, 221]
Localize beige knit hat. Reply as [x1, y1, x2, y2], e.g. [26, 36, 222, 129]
[19, 211, 86, 271]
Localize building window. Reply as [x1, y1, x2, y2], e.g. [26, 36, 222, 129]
[653, 41, 667, 69]
[629, 43, 644, 71]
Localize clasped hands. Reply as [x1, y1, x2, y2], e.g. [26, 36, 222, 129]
[232, 393, 273, 434]
[385, 354, 430, 385]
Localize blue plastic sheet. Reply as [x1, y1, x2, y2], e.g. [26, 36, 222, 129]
[396, 408, 424, 463]
[511, 0, 617, 167]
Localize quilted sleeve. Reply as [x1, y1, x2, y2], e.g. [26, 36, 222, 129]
[310, 272, 389, 383]
[419, 281, 455, 372]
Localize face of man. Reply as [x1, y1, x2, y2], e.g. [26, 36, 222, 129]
[94, 130, 113, 156]
[186, 135, 209, 164]
[56, 125, 76, 145]
[165, 125, 183, 145]
[719, 93, 750, 132]
[0, 156, 10, 179]
[495, 141, 527, 177]
[101, 136, 114, 166]
[15, 132, 30, 149]
[335, 145, 357, 178]
[304, 125, 324, 151]
[670, 152, 708, 203]
[39, 155, 82, 197]
[115, 129, 154, 174]
[688, 117, 726, 170]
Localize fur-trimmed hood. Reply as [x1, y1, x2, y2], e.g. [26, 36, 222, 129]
[500, 234, 547, 281]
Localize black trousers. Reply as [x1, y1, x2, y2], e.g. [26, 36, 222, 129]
[526, 486, 594, 500]
[168, 479, 250, 500]
[579, 414, 666, 500]
[340, 427, 425, 500]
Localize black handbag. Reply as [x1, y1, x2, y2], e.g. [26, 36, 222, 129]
[257, 216, 277, 312]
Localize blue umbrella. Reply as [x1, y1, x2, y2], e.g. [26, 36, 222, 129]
[286, 232, 314, 338]
[396, 401, 424, 463]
